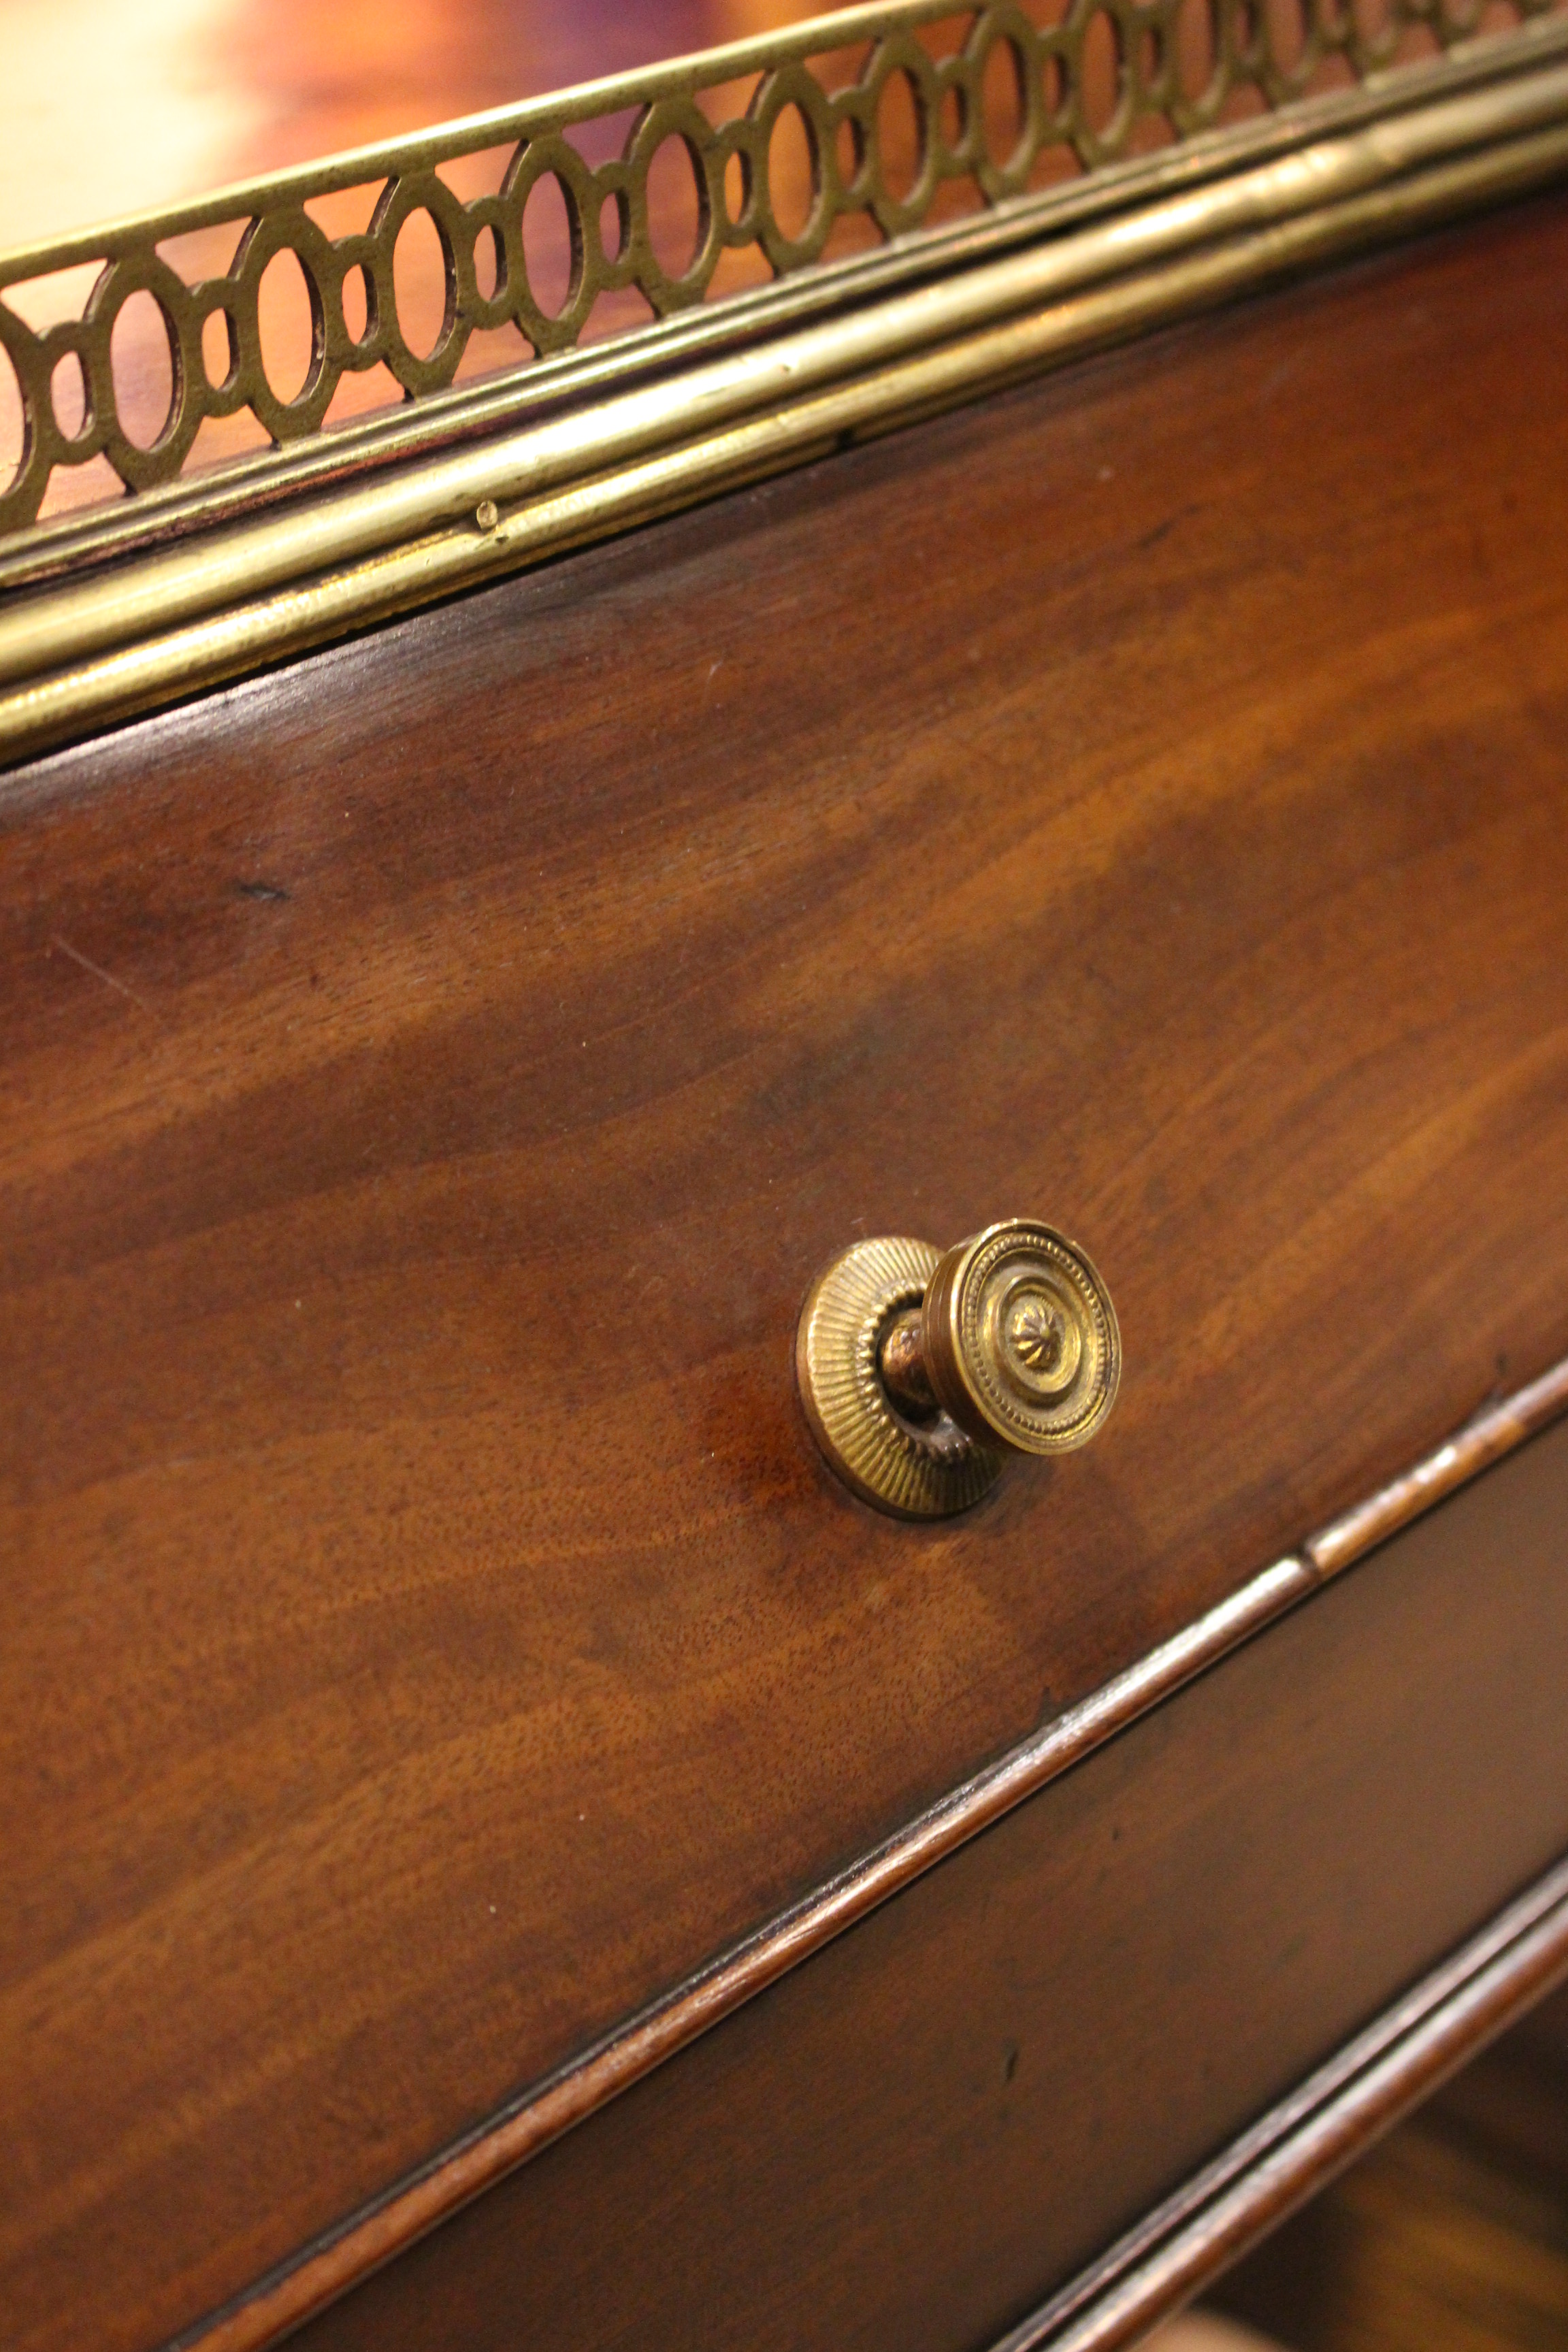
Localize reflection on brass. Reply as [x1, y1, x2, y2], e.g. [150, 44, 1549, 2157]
[922, 1220, 1120, 1453]
[1, 0, 1563, 538]
[797, 1219, 1118, 1518]
[879, 1306, 939, 1421]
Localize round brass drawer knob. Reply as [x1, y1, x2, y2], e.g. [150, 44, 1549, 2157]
[796, 1219, 1120, 1519]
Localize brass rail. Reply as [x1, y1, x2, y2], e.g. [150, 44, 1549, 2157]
[3, 40, 1568, 772]
[1, 0, 1563, 539]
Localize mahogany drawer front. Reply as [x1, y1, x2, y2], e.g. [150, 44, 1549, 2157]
[5, 190, 1568, 2352]
[291, 1416, 1568, 2352]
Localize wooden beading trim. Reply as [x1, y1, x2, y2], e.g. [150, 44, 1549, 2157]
[1307, 1352, 1568, 1575]
[167, 1342, 1568, 2352]
[992, 1855, 1568, 2350]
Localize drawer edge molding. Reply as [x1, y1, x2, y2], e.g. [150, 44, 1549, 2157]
[7, 28, 1568, 773]
[165, 1348, 1568, 2352]
[989, 1847, 1568, 2352]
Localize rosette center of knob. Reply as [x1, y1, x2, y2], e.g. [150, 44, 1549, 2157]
[915, 1221, 1119, 1455]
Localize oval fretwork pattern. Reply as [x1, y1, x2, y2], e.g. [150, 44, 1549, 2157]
[0, 0, 1556, 534]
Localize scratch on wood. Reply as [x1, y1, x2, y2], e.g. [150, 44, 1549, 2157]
[49, 933, 152, 1016]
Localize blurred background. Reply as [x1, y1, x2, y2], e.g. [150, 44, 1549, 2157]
[0, 2, 831, 242]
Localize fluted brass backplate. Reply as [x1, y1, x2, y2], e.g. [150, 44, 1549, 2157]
[796, 1237, 1005, 1520]
[796, 1220, 1119, 1518]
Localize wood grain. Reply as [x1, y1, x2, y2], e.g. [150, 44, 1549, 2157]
[290, 1416, 1568, 2352]
[3, 191, 1568, 2351]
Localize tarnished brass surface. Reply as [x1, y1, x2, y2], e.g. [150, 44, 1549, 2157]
[7, 21, 1566, 600]
[1, 0, 1564, 538]
[879, 1307, 941, 1420]
[797, 1219, 1118, 1516]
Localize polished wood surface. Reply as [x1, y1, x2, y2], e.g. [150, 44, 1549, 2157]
[5, 192, 1568, 2351]
[291, 1418, 1568, 2352]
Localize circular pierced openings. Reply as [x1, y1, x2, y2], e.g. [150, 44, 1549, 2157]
[0, 0, 1489, 531]
[1173, 0, 1218, 103]
[767, 101, 817, 244]
[473, 223, 504, 304]
[340, 263, 373, 348]
[50, 350, 89, 442]
[523, 170, 578, 321]
[875, 65, 925, 203]
[981, 36, 1030, 172]
[201, 307, 238, 394]
[1079, 11, 1127, 140]
[836, 115, 864, 195]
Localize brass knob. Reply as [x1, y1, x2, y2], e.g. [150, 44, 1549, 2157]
[796, 1220, 1120, 1519]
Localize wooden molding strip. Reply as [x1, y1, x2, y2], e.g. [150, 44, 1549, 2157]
[990, 1852, 1568, 2352]
[7, 41, 1568, 774]
[1307, 1351, 1568, 1575]
[166, 1345, 1568, 2352]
